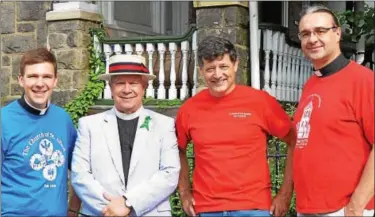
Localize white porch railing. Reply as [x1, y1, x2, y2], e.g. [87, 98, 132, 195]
[98, 26, 198, 100]
[258, 24, 313, 102]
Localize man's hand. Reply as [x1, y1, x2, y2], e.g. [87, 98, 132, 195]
[179, 191, 196, 217]
[102, 193, 131, 217]
[344, 202, 364, 216]
[270, 191, 292, 217]
[67, 209, 78, 217]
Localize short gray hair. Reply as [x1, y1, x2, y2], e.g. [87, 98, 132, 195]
[299, 5, 340, 27]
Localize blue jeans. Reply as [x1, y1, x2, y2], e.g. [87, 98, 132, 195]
[199, 210, 271, 217]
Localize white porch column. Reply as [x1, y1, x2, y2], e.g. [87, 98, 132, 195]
[249, 1, 260, 90]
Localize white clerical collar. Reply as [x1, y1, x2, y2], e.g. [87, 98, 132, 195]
[115, 106, 143, 120]
[24, 96, 50, 115]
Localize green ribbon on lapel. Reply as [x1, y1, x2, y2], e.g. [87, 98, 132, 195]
[140, 116, 151, 131]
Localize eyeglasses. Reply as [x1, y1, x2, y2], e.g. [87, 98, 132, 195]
[298, 26, 338, 41]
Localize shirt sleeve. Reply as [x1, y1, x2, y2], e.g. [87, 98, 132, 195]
[175, 104, 190, 151]
[353, 70, 374, 146]
[1, 133, 5, 165]
[68, 119, 78, 171]
[1, 114, 8, 165]
[262, 92, 293, 139]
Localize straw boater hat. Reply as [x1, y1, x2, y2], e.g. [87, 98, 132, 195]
[98, 54, 156, 81]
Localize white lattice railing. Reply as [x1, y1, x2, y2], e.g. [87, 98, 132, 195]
[97, 26, 198, 100]
[258, 24, 313, 102]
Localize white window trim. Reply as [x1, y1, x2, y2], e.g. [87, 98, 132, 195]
[282, 1, 289, 27]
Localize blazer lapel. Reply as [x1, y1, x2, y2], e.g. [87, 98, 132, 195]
[128, 109, 151, 179]
[103, 108, 125, 185]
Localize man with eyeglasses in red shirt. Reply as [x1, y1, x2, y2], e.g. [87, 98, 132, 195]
[293, 5, 374, 217]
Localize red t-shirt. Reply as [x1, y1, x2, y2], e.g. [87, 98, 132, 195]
[293, 61, 374, 214]
[176, 85, 292, 213]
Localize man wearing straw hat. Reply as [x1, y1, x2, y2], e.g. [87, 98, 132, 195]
[71, 54, 180, 216]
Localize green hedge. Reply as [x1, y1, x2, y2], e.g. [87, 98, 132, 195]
[169, 102, 297, 217]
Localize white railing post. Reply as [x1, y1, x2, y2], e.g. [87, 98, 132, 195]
[103, 44, 112, 99]
[304, 58, 311, 85]
[157, 43, 166, 99]
[125, 44, 133, 55]
[192, 31, 198, 96]
[114, 44, 122, 55]
[290, 48, 298, 101]
[263, 29, 272, 94]
[298, 50, 304, 100]
[180, 41, 189, 100]
[270, 31, 280, 97]
[292, 48, 299, 101]
[276, 33, 284, 100]
[146, 43, 155, 98]
[135, 44, 144, 56]
[281, 44, 289, 101]
[285, 45, 293, 101]
[168, 42, 177, 99]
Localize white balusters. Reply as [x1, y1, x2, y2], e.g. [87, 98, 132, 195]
[276, 33, 284, 100]
[114, 44, 122, 55]
[280, 43, 289, 101]
[146, 43, 155, 98]
[263, 29, 272, 94]
[270, 31, 280, 97]
[157, 43, 166, 99]
[180, 41, 189, 100]
[292, 49, 300, 101]
[135, 44, 144, 56]
[168, 43, 177, 99]
[285, 46, 293, 101]
[298, 51, 304, 100]
[97, 30, 206, 101]
[125, 44, 133, 55]
[304, 58, 311, 85]
[192, 31, 198, 96]
[103, 44, 112, 99]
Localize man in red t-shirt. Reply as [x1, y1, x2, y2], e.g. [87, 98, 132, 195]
[175, 36, 296, 217]
[294, 5, 374, 216]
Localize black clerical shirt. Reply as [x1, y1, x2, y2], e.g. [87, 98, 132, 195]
[116, 117, 139, 187]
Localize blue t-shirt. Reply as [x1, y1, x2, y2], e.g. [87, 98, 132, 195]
[1, 100, 77, 216]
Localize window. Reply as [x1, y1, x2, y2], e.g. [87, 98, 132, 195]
[259, 1, 288, 27]
[97, 1, 191, 37]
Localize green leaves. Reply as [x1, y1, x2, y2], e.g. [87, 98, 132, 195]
[64, 27, 107, 126]
[335, 4, 375, 45]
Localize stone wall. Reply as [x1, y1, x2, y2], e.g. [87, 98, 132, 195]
[0, 1, 100, 106]
[47, 20, 99, 106]
[1, 2, 51, 102]
[195, 5, 250, 87]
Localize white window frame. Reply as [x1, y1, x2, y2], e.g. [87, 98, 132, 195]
[97, 1, 166, 35]
[282, 1, 289, 27]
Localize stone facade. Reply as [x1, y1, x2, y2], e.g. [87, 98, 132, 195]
[195, 5, 250, 86]
[47, 20, 99, 106]
[1, 2, 50, 102]
[0, 2, 100, 106]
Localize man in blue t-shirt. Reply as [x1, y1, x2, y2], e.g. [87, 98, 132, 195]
[1, 48, 81, 216]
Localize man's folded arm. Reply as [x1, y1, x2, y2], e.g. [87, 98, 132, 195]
[71, 118, 108, 214]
